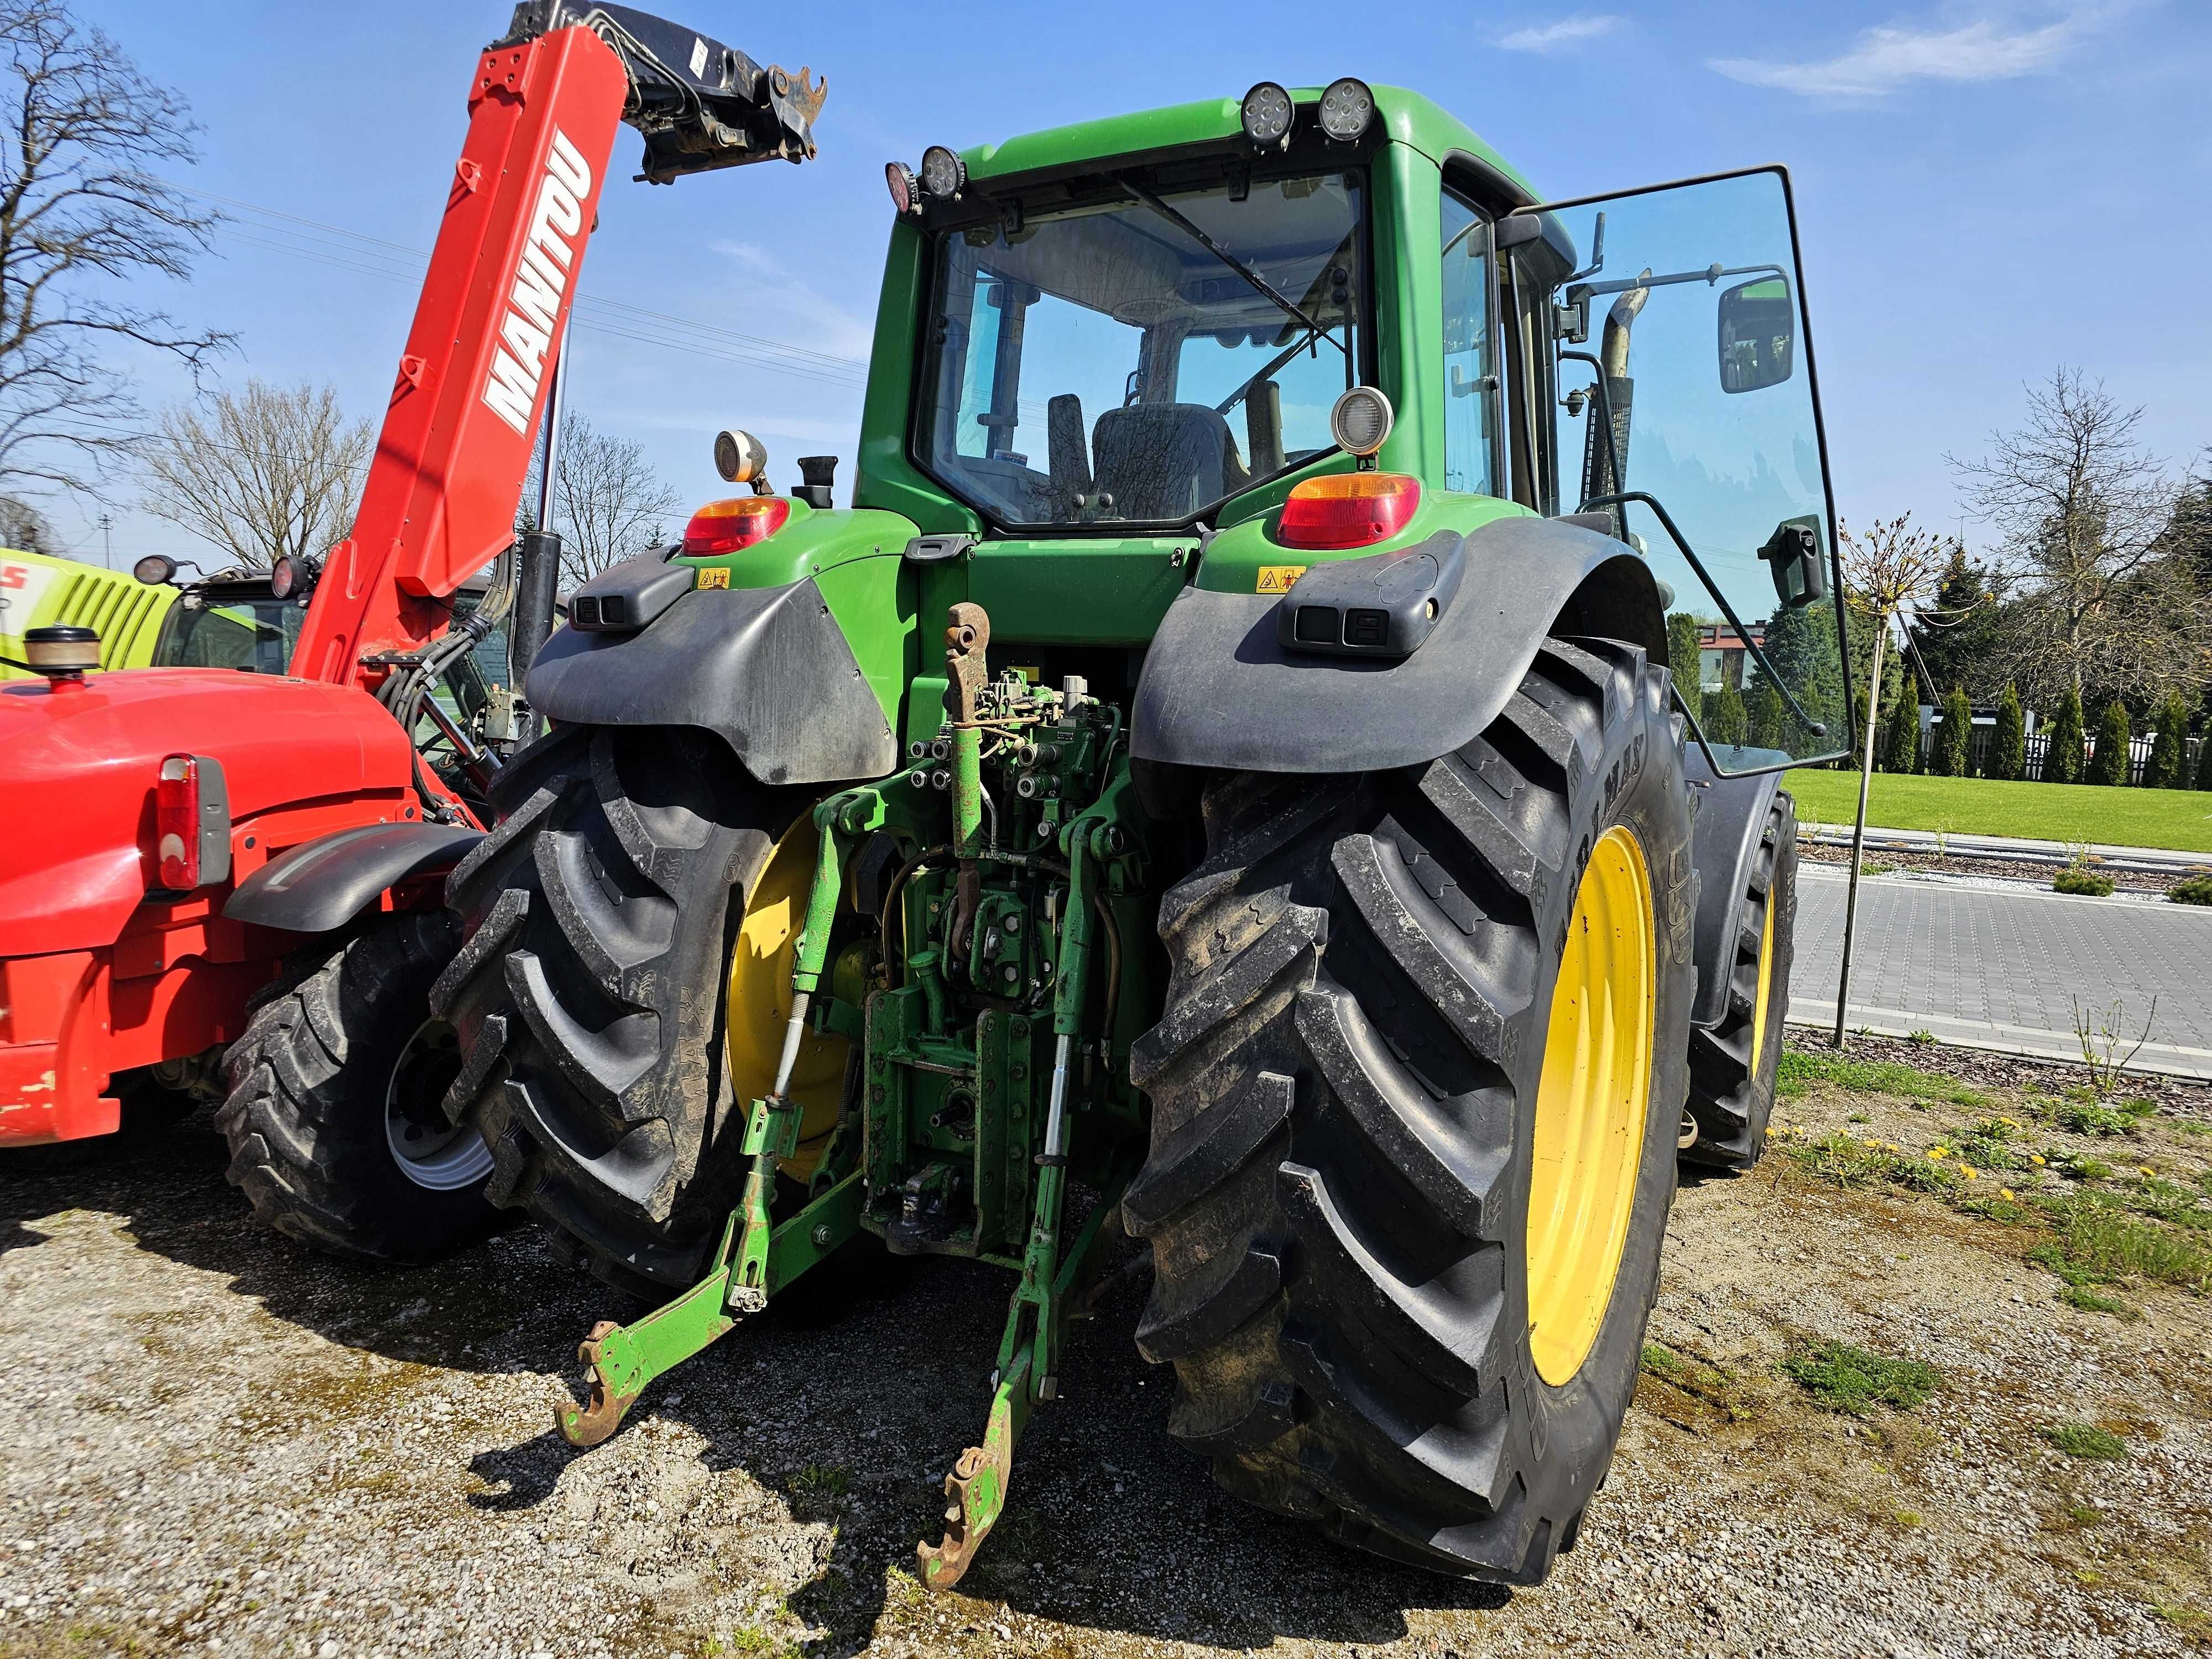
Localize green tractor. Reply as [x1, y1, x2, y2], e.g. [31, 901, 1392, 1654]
[433, 80, 1846, 1587]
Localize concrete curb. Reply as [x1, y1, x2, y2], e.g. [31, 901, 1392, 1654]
[1794, 821, 2212, 872]
[1786, 1000, 2212, 1083]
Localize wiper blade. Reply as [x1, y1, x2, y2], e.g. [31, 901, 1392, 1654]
[1120, 178, 1347, 358]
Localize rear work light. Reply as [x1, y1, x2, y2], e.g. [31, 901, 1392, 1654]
[683, 495, 790, 555]
[1276, 472, 1421, 551]
[154, 754, 232, 893]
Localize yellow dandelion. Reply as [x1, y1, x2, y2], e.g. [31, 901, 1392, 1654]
[2001, 1189, 2017, 1202]
[1766, 1126, 1777, 1137]
[1960, 1167, 1979, 1180]
[1887, 1143, 1902, 1153]
[2030, 1154, 2047, 1166]
[2140, 1166, 2157, 1177]
[1928, 1147, 1948, 1160]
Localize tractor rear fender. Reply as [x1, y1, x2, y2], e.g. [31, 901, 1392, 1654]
[1131, 514, 1666, 776]
[525, 575, 901, 787]
[224, 822, 483, 936]
[1684, 748, 1786, 1031]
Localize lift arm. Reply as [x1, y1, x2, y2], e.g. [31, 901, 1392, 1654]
[288, 6, 824, 691]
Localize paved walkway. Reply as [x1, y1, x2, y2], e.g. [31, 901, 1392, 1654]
[1786, 863, 2212, 1078]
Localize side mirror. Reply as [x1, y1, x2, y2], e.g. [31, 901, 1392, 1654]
[1759, 517, 1827, 608]
[1718, 276, 1794, 393]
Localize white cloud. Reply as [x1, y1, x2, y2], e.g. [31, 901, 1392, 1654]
[1499, 14, 1623, 52]
[1709, 14, 2084, 98]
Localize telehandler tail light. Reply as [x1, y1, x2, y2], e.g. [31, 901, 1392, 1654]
[1276, 473, 1421, 550]
[683, 495, 790, 554]
[156, 755, 203, 889]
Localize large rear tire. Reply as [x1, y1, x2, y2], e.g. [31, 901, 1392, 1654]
[1125, 637, 1697, 1584]
[217, 911, 499, 1264]
[432, 723, 840, 1296]
[1681, 791, 1797, 1171]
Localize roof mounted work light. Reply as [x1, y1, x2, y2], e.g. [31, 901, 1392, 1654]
[920, 145, 966, 201]
[1318, 77, 1375, 141]
[885, 159, 919, 215]
[1240, 81, 1293, 149]
[132, 554, 179, 586]
[269, 554, 320, 601]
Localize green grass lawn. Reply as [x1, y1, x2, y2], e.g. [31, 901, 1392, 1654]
[1782, 769, 2212, 853]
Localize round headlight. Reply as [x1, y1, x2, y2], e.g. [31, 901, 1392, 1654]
[884, 159, 917, 216]
[1328, 385, 1394, 458]
[1318, 77, 1374, 142]
[24, 624, 99, 674]
[920, 145, 966, 200]
[133, 553, 178, 586]
[714, 427, 769, 486]
[269, 555, 303, 599]
[1240, 81, 1293, 149]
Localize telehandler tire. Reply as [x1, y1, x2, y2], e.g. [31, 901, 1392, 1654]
[1681, 791, 1797, 1171]
[217, 911, 499, 1264]
[433, 723, 843, 1297]
[1126, 637, 1696, 1584]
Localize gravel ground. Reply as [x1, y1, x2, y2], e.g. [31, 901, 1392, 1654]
[6, 1052, 2210, 1659]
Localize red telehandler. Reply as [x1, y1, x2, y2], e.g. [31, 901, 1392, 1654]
[0, 3, 824, 1262]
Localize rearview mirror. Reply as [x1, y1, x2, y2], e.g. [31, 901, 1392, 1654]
[1718, 276, 1794, 393]
[1758, 517, 1827, 608]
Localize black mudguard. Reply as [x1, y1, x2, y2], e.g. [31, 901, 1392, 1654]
[1131, 515, 1665, 775]
[525, 580, 898, 787]
[225, 822, 482, 935]
[1684, 746, 1787, 1030]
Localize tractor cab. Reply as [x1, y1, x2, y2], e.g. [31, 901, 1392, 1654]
[851, 85, 1851, 775]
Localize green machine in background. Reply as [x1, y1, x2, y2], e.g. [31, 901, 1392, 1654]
[435, 81, 1849, 1589]
[0, 549, 175, 679]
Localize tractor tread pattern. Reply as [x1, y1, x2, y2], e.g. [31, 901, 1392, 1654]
[1131, 636, 1689, 1587]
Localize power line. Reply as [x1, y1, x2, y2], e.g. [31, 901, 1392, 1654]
[176, 181, 873, 387]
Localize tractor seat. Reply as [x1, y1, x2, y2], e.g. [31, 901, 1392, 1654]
[1089, 403, 1246, 521]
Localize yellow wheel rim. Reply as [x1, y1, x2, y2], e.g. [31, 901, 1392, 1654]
[1748, 888, 1777, 1077]
[1526, 825, 1656, 1388]
[725, 815, 849, 1183]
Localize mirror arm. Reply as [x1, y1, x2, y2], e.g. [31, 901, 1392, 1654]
[1579, 487, 1829, 739]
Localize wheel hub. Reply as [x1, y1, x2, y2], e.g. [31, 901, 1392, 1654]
[1525, 825, 1656, 1387]
[1749, 886, 1777, 1077]
[725, 814, 849, 1182]
[384, 1016, 492, 1191]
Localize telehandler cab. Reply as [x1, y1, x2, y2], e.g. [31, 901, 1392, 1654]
[440, 81, 1843, 1586]
[0, 4, 826, 1265]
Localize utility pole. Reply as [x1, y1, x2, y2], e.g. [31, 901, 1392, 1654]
[98, 513, 113, 570]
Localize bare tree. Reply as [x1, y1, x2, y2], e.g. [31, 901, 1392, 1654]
[0, 1, 229, 494]
[0, 491, 52, 551]
[526, 410, 681, 586]
[137, 379, 371, 570]
[1949, 368, 2206, 703]
[1830, 514, 1974, 1047]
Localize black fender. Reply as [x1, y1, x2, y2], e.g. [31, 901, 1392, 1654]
[225, 822, 482, 934]
[524, 580, 896, 787]
[1684, 746, 1786, 1030]
[1131, 515, 1665, 775]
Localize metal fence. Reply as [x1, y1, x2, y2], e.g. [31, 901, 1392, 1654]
[1932, 723, 2195, 785]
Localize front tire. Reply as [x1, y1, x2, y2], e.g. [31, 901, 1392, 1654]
[1126, 637, 1697, 1584]
[217, 911, 498, 1264]
[1681, 791, 1797, 1171]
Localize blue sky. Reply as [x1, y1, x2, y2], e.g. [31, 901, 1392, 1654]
[35, 0, 2212, 571]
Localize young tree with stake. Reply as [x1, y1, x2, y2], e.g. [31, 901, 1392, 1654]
[1832, 515, 1971, 1047]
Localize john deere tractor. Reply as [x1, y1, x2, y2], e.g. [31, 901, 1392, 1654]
[434, 81, 1846, 1587]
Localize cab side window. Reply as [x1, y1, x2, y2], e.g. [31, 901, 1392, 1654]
[1440, 191, 1495, 497]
